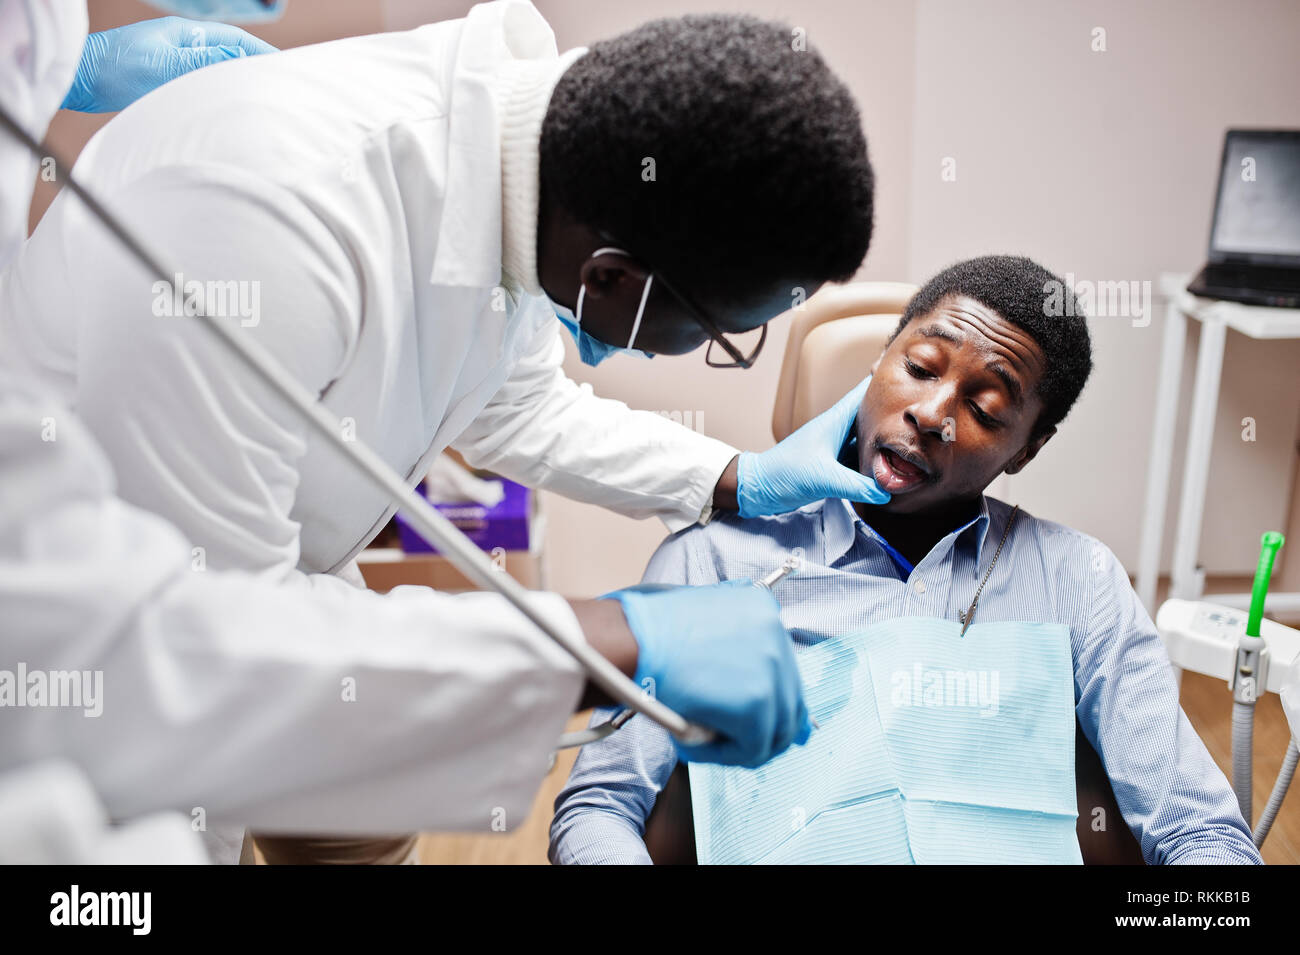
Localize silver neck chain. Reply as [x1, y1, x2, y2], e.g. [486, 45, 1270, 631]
[958, 504, 1020, 637]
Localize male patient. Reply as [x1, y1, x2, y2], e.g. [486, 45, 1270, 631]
[550, 255, 1262, 865]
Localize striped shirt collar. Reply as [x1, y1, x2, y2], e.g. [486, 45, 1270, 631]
[821, 494, 993, 570]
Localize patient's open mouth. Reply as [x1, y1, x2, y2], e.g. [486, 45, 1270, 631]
[872, 445, 929, 494]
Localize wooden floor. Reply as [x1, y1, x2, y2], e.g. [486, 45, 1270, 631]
[251, 674, 1296, 865]
[412, 713, 592, 865]
[1180, 670, 1297, 864]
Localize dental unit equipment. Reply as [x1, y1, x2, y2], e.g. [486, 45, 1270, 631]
[1157, 532, 1298, 847]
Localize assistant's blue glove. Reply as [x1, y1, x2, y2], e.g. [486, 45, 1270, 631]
[61, 17, 277, 114]
[604, 579, 811, 768]
[737, 374, 890, 517]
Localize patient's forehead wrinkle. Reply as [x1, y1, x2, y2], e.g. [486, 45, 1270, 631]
[915, 322, 963, 345]
[913, 297, 1043, 380]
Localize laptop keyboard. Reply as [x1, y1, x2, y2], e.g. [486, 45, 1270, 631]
[1204, 265, 1300, 292]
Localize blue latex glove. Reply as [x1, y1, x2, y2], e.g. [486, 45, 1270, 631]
[61, 17, 277, 114]
[604, 579, 812, 768]
[737, 373, 890, 517]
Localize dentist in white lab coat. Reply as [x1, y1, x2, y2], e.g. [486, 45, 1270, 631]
[0, 0, 602, 865]
[0, 0, 808, 865]
[2, 0, 881, 863]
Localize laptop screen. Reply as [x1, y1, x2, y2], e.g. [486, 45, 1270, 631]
[1209, 130, 1300, 264]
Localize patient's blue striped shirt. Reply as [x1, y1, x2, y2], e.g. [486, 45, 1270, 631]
[548, 495, 1263, 865]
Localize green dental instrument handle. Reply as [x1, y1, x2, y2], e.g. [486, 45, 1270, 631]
[1246, 532, 1285, 638]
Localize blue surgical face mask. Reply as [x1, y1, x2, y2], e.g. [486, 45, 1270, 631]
[146, 0, 285, 22]
[550, 246, 655, 367]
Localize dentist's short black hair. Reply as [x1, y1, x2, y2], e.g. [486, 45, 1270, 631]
[540, 13, 874, 306]
[887, 255, 1093, 437]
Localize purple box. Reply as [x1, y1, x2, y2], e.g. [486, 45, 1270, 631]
[396, 476, 532, 555]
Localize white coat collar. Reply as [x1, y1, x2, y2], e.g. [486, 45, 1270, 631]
[428, 0, 586, 297]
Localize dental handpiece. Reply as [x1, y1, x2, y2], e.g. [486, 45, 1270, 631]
[757, 555, 820, 730]
[758, 555, 801, 590]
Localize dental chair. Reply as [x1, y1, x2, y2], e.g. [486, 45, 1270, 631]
[642, 282, 1146, 865]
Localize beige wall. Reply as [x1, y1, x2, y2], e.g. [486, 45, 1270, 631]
[27, 1, 1300, 600]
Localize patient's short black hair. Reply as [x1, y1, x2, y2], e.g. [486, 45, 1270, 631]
[888, 255, 1092, 437]
[540, 13, 874, 305]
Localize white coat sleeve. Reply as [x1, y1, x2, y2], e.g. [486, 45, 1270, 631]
[451, 301, 740, 534]
[0, 0, 86, 270]
[0, 372, 586, 834]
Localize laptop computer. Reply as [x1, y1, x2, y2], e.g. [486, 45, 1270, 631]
[1187, 129, 1300, 308]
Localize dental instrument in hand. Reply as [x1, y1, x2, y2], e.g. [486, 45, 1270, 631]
[755, 556, 820, 729]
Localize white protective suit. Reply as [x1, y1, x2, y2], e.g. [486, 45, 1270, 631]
[0, 0, 671, 862]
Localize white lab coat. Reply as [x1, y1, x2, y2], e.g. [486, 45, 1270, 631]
[0, 369, 587, 835]
[0, 0, 84, 268]
[3, 0, 740, 586]
[0, 761, 208, 864]
[0, 0, 212, 863]
[4, 3, 739, 854]
[0, 0, 618, 860]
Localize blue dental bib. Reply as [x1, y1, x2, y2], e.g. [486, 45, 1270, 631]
[689, 617, 1082, 864]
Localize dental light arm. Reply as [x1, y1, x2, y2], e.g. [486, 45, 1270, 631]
[0, 103, 714, 752]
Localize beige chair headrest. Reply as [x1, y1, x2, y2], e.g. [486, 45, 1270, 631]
[771, 282, 919, 442]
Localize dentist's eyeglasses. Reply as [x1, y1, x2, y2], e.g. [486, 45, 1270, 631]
[596, 235, 768, 369]
[653, 270, 769, 369]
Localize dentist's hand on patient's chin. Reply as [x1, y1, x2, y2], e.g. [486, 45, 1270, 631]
[571, 581, 812, 768]
[61, 17, 277, 114]
[723, 374, 890, 518]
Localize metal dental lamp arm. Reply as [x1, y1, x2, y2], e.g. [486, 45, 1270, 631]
[0, 104, 715, 752]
